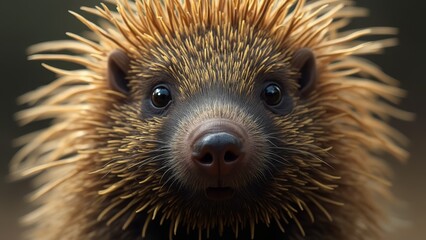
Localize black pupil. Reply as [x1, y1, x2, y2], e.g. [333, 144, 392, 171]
[263, 84, 282, 106]
[151, 86, 171, 108]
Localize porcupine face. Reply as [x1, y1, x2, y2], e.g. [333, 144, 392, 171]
[105, 24, 320, 238]
[143, 29, 309, 194]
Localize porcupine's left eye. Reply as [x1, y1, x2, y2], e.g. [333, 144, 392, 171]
[151, 85, 172, 108]
[262, 84, 283, 106]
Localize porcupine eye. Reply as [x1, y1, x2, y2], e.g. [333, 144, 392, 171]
[151, 85, 172, 108]
[262, 84, 282, 106]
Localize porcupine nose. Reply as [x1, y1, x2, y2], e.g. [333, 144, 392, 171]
[190, 120, 246, 177]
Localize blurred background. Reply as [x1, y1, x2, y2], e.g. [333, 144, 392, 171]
[0, 1, 424, 239]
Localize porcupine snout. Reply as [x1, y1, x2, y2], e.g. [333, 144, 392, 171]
[166, 89, 269, 201]
[189, 119, 248, 179]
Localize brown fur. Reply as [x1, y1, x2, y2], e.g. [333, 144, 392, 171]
[12, 0, 410, 239]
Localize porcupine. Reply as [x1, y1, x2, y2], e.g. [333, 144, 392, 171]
[12, 0, 411, 239]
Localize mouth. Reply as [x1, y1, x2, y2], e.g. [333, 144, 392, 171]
[205, 187, 235, 201]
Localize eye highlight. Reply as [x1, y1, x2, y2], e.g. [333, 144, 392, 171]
[151, 85, 172, 108]
[262, 84, 282, 106]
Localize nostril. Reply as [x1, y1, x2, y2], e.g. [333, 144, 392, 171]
[224, 151, 238, 163]
[199, 153, 213, 165]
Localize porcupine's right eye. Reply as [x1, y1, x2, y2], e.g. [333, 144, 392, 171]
[151, 85, 172, 109]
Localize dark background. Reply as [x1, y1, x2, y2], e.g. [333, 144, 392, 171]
[1, 1, 425, 239]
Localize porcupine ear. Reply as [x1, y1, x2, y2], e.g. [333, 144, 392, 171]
[107, 49, 131, 95]
[291, 48, 317, 96]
